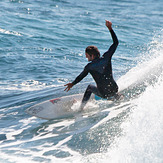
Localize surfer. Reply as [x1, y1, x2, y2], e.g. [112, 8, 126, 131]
[64, 19, 120, 110]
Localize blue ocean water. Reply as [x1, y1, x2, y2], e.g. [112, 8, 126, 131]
[0, 0, 163, 162]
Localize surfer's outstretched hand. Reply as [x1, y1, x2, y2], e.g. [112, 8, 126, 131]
[64, 83, 73, 92]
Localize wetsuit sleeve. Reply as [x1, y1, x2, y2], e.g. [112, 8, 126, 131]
[103, 29, 119, 59]
[72, 65, 89, 85]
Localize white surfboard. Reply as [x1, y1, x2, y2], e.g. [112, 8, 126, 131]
[26, 94, 95, 120]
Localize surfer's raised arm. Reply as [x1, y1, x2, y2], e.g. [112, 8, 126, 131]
[103, 20, 119, 59]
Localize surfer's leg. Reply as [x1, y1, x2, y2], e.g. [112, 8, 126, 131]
[80, 84, 100, 110]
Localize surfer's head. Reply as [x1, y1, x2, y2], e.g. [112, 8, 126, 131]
[85, 45, 100, 61]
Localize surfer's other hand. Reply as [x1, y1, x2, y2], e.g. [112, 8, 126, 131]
[64, 83, 73, 92]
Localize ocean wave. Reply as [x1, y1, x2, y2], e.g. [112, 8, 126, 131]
[104, 71, 163, 163]
[117, 29, 163, 93]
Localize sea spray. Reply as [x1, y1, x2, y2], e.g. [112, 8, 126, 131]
[105, 72, 163, 163]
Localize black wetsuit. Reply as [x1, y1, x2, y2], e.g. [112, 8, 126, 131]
[72, 29, 119, 106]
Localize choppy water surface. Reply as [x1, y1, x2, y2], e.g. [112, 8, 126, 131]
[0, 0, 163, 162]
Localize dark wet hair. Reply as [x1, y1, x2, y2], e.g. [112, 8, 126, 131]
[85, 45, 100, 58]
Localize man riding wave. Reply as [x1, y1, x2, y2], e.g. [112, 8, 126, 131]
[65, 19, 120, 110]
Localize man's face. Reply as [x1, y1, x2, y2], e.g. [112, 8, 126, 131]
[85, 53, 93, 61]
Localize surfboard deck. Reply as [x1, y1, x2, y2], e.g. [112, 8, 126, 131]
[26, 92, 125, 120]
[26, 94, 95, 120]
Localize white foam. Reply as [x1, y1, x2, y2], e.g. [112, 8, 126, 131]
[0, 28, 22, 36]
[0, 80, 62, 94]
